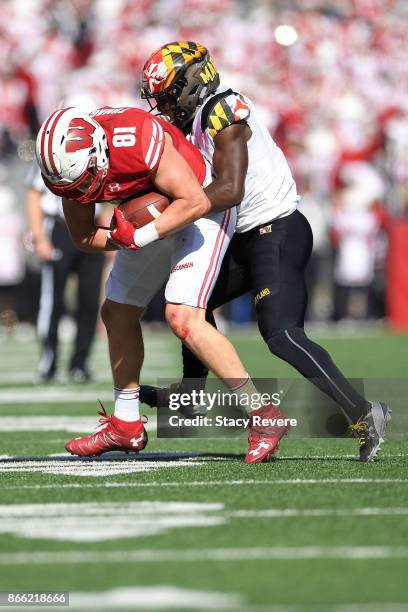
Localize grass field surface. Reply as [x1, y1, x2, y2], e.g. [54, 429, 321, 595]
[0, 325, 407, 611]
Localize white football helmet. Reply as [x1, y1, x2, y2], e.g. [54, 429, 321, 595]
[36, 107, 109, 204]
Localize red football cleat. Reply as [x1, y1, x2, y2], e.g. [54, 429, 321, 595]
[244, 404, 291, 464]
[65, 406, 148, 457]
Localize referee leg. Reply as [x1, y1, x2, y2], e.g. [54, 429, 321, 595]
[37, 219, 72, 380]
[69, 250, 105, 376]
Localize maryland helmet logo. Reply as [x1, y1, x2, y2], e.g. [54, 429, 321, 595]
[144, 60, 168, 94]
[143, 41, 207, 94]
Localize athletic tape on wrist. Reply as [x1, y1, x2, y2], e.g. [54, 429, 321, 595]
[133, 222, 159, 247]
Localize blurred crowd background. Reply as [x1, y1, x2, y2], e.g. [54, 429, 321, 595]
[1, 0, 408, 334]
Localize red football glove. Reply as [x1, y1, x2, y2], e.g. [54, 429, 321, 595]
[109, 208, 141, 250]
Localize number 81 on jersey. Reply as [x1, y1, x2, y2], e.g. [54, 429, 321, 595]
[112, 126, 136, 147]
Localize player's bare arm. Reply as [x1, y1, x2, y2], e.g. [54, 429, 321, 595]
[151, 133, 211, 236]
[205, 122, 251, 212]
[62, 198, 118, 252]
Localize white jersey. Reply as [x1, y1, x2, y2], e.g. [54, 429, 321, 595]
[26, 163, 64, 218]
[190, 85, 300, 233]
[25, 163, 102, 218]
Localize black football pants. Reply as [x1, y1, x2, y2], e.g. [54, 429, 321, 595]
[37, 217, 104, 378]
[182, 210, 368, 422]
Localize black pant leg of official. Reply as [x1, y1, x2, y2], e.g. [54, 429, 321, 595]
[37, 219, 73, 380]
[69, 250, 105, 373]
[333, 283, 349, 321]
[251, 210, 368, 422]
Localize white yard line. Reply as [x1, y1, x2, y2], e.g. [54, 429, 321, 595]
[0, 458, 197, 477]
[278, 454, 408, 459]
[0, 502, 226, 542]
[0, 502, 406, 543]
[0, 416, 156, 432]
[0, 416, 119, 432]
[0, 500, 407, 544]
[1, 546, 408, 566]
[0, 389, 114, 403]
[2, 478, 408, 490]
[230, 507, 408, 518]
[0, 365, 178, 391]
[0, 368, 174, 385]
[66, 586, 243, 610]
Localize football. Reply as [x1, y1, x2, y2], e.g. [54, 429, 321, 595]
[110, 192, 170, 230]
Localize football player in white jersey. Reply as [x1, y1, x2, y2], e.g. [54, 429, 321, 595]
[140, 41, 390, 463]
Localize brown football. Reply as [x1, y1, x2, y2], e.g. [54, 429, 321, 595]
[110, 192, 170, 230]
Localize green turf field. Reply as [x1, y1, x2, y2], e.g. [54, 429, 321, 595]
[0, 326, 407, 611]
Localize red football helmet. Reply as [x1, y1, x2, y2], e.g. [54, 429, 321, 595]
[36, 107, 109, 204]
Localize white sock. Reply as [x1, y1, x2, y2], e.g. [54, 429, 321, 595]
[113, 387, 140, 422]
[230, 374, 260, 414]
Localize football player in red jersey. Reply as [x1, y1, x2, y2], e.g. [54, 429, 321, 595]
[36, 105, 267, 457]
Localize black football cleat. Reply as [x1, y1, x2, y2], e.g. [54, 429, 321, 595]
[349, 401, 391, 462]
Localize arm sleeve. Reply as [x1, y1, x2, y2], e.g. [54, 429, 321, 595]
[205, 93, 251, 139]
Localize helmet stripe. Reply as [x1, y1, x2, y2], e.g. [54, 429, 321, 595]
[40, 108, 71, 176]
[47, 108, 71, 176]
[39, 110, 58, 175]
[40, 109, 66, 174]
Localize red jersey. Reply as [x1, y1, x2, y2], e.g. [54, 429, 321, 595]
[88, 107, 206, 203]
